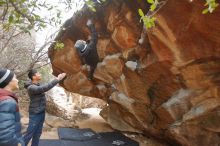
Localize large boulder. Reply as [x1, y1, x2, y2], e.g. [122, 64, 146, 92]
[48, 0, 220, 145]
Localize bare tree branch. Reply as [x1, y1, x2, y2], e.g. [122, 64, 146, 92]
[1, 2, 9, 22]
[9, 1, 34, 25]
[0, 27, 23, 53]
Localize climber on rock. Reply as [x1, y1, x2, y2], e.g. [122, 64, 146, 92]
[74, 19, 99, 81]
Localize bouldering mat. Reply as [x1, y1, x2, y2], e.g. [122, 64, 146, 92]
[62, 139, 105, 146]
[40, 131, 139, 146]
[38, 139, 61, 146]
[58, 128, 100, 141]
[98, 132, 139, 146]
[67, 131, 140, 146]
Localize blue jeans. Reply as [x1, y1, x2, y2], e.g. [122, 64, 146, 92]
[23, 112, 45, 146]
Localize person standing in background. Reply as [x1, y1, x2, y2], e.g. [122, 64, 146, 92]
[0, 69, 25, 146]
[23, 69, 66, 146]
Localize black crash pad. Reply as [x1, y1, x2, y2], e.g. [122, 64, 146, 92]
[40, 131, 139, 146]
[39, 139, 85, 146]
[61, 140, 86, 146]
[61, 139, 112, 146]
[62, 132, 139, 146]
[98, 132, 139, 146]
[38, 139, 62, 146]
[58, 128, 100, 141]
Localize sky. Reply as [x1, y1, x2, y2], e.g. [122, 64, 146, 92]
[35, 0, 84, 49]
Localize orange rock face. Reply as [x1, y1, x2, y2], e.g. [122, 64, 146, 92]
[48, 0, 220, 145]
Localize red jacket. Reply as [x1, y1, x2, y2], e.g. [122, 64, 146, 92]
[0, 89, 19, 111]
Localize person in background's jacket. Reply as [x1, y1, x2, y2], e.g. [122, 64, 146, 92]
[23, 69, 66, 146]
[0, 69, 25, 146]
[74, 19, 99, 81]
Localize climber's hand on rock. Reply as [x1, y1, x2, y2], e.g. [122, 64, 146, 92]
[138, 38, 144, 45]
[81, 65, 87, 71]
[57, 73, 66, 81]
[86, 19, 93, 26]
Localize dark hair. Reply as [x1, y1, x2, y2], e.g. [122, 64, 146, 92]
[28, 69, 37, 80]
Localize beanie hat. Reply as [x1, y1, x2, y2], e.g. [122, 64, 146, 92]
[0, 69, 14, 88]
[74, 40, 87, 53]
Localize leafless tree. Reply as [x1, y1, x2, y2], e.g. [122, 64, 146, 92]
[0, 21, 50, 79]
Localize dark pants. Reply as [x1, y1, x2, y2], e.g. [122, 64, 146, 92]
[23, 112, 45, 146]
[88, 64, 97, 80]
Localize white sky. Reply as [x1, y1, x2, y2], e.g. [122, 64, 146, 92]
[35, 0, 84, 48]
